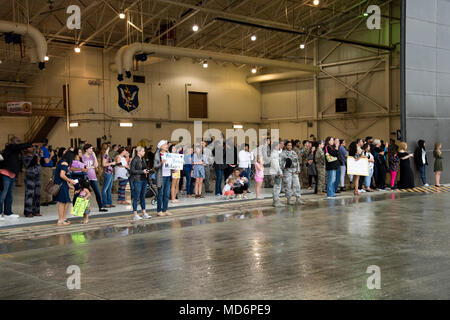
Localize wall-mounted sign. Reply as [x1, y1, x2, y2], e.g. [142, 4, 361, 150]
[7, 101, 32, 114]
[117, 84, 139, 114]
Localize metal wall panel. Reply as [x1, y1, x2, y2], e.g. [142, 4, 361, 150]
[406, 0, 450, 184]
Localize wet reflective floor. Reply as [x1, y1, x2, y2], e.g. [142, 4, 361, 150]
[1, 192, 450, 299]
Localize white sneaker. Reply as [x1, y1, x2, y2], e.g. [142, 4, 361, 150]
[6, 214, 19, 218]
[424, 183, 430, 187]
[133, 215, 142, 221]
[359, 189, 366, 193]
[142, 213, 151, 219]
[0, 216, 4, 221]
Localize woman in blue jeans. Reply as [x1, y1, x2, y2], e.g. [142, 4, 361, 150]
[324, 137, 340, 198]
[154, 140, 172, 216]
[130, 146, 150, 221]
[184, 147, 195, 197]
[362, 143, 375, 192]
[82, 144, 108, 212]
[101, 145, 116, 208]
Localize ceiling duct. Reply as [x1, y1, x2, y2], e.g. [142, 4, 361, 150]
[117, 42, 319, 81]
[0, 21, 48, 69]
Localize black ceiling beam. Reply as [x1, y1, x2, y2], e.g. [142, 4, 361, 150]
[214, 17, 393, 51]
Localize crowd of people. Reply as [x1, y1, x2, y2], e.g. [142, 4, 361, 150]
[0, 134, 445, 226]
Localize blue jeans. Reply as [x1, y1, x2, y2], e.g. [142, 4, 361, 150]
[132, 180, 147, 212]
[184, 166, 194, 195]
[102, 173, 113, 206]
[326, 170, 337, 197]
[157, 176, 171, 213]
[89, 180, 103, 209]
[0, 175, 15, 215]
[129, 179, 135, 200]
[215, 168, 224, 195]
[334, 166, 340, 192]
[240, 167, 251, 189]
[419, 165, 427, 185]
[364, 167, 374, 188]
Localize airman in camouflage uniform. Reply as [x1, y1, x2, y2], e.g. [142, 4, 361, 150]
[280, 142, 304, 205]
[300, 142, 311, 188]
[315, 141, 326, 195]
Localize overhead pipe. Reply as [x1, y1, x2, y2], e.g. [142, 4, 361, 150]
[114, 45, 128, 80]
[118, 42, 319, 81]
[0, 20, 48, 69]
[110, 56, 165, 73]
[247, 71, 311, 84]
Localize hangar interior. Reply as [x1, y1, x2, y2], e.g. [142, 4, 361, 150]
[0, 0, 401, 146]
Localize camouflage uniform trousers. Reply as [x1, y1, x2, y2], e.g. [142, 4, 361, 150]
[283, 168, 301, 202]
[272, 174, 282, 204]
[317, 168, 326, 193]
[300, 164, 309, 187]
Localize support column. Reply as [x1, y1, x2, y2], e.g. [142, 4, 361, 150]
[313, 39, 319, 139]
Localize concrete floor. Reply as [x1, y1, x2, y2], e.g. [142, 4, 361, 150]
[0, 184, 282, 227]
[1, 192, 450, 300]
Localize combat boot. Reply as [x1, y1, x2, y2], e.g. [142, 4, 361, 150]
[273, 201, 285, 207]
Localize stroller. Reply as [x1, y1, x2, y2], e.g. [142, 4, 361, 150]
[146, 171, 158, 205]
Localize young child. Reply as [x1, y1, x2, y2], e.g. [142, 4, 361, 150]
[254, 156, 264, 199]
[73, 178, 91, 224]
[222, 178, 235, 200]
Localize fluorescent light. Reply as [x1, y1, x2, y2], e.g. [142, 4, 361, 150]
[250, 34, 257, 41]
[119, 12, 126, 19]
[74, 46, 81, 53]
[192, 24, 199, 32]
[69, 122, 79, 127]
[233, 124, 243, 129]
[120, 122, 133, 127]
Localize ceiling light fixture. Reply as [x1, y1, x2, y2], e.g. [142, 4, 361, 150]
[69, 122, 79, 127]
[300, 43, 305, 49]
[74, 46, 81, 53]
[203, 61, 208, 68]
[313, 0, 320, 5]
[44, 56, 49, 61]
[192, 24, 199, 32]
[250, 34, 257, 41]
[119, 12, 126, 19]
[251, 67, 257, 74]
[233, 124, 243, 129]
[120, 122, 133, 127]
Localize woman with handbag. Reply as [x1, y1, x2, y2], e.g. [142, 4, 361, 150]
[324, 137, 339, 198]
[348, 138, 366, 195]
[54, 151, 77, 226]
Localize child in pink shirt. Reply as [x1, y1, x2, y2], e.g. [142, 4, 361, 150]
[255, 156, 264, 199]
